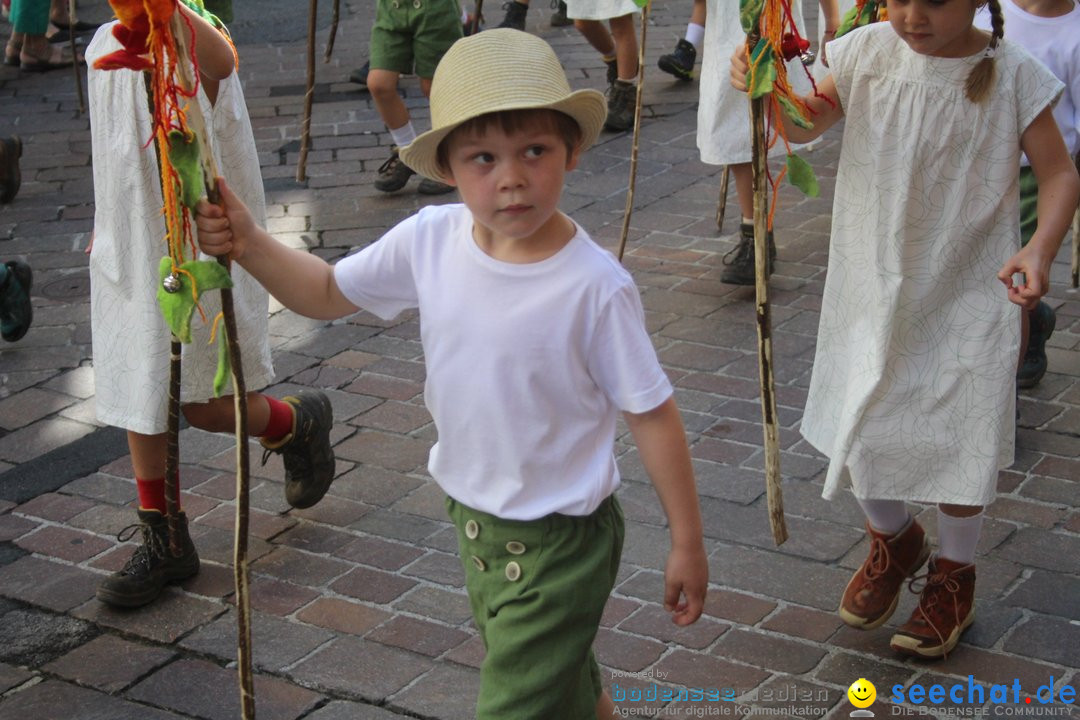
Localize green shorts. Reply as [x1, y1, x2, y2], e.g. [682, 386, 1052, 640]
[370, 0, 462, 78]
[1019, 165, 1037, 247]
[447, 494, 625, 720]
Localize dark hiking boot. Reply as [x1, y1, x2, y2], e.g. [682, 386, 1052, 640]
[1017, 300, 1055, 388]
[497, 1, 528, 30]
[550, 0, 571, 26]
[375, 146, 415, 192]
[418, 176, 456, 195]
[260, 390, 335, 509]
[658, 39, 696, 81]
[720, 222, 777, 285]
[605, 80, 635, 132]
[350, 60, 369, 89]
[0, 136, 21, 204]
[96, 509, 199, 608]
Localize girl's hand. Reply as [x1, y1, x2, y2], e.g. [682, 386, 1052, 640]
[195, 177, 254, 261]
[821, 29, 836, 67]
[730, 45, 750, 93]
[998, 244, 1053, 310]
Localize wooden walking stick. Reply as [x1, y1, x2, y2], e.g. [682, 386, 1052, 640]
[96, 3, 256, 714]
[616, 0, 650, 262]
[323, 0, 340, 61]
[297, 0, 318, 182]
[715, 165, 730, 232]
[739, 0, 827, 544]
[747, 82, 786, 545]
[1072, 153, 1079, 289]
[69, 0, 85, 114]
[472, 0, 484, 36]
[169, 15, 255, 716]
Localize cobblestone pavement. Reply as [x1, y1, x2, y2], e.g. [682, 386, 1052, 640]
[1, 1, 1078, 718]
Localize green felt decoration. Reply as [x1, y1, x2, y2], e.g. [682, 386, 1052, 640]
[836, 1, 878, 38]
[786, 153, 820, 197]
[748, 40, 776, 99]
[213, 328, 232, 397]
[778, 95, 814, 130]
[156, 257, 235, 343]
[167, 130, 205, 210]
[740, 0, 764, 34]
[631, 0, 649, 7]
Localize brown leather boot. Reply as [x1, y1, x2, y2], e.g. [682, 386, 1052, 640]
[839, 518, 930, 629]
[890, 557, 976, 658]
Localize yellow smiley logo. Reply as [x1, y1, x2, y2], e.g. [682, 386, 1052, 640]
[847, 678, 876, 708]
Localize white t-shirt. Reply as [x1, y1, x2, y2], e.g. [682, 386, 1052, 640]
[975, 0, 1080, 163]
[334, 204, 673, 520]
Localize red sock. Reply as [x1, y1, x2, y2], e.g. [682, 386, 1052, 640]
[260, 395, 294, 441]
[136, 476, 181, 513]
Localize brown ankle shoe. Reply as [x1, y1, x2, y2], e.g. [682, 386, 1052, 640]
[890, 557, 975, 659]
[839, 518, 930, 629]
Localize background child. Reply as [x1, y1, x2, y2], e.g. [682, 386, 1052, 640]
[197, 29, 708, 717]
[733, 0, 1079, 658]
[367, 0, 460, 195]
[975, 0, 1080, 388]
[566, 0, 641, 131]
[86, 1, 335, 609]
[699, 0, 836, 286]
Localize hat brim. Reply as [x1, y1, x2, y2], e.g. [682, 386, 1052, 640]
[399, 89, 607, 183]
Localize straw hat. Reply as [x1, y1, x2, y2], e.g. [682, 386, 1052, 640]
[399, 29, 607, 182]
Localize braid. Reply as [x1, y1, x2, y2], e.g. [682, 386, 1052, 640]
[965, 0, 1003, 103]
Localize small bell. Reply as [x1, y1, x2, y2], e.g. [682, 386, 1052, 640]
[800, 48, 817, 66]
[162, 274, 182, 293]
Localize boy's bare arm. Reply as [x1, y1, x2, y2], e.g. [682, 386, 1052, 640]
[195, 178, 359, 320]
[624, 397, 708, 626]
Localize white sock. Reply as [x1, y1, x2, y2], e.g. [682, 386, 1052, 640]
[685, 22, 705, 51]
[616, 77, 637, 85]
[741, 216, 754, 226]
[936, 509, 983, 565]
[389, 122, 417, 148]
[856, 497, 910, 536]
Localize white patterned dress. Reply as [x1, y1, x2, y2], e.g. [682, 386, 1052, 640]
[87, 24, 274, 435]
[801, 24, 1063, 506]
[564, 0, 639, 21]
[697, 0, 812, 165]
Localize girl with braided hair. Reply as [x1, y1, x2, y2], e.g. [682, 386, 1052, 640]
[733, 0, 1079, 658]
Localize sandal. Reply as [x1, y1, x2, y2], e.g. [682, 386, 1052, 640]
[4, 37, 21, 67]
[19, 43, 83, 72]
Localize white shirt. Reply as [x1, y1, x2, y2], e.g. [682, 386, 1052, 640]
[334, 204, 672, 520]
[975, 0, 1080, 162]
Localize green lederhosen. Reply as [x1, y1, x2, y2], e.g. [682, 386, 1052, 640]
[370, 0, 462, 78]
[1019, 165, 1038, 247]
[447, 494, 625, 720]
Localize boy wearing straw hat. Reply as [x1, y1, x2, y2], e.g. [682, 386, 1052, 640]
[196, 29, 707, 718]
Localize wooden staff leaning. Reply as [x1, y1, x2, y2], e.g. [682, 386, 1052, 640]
[169, 15, 256, 717]
[616, 0, 651, 262]
[746, 29, 787, 546]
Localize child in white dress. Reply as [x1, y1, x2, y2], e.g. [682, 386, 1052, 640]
[87, 2, 335, 608]
[733, 0, 1079, 658]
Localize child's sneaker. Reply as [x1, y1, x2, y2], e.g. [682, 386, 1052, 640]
[605, 80, 635, 132]
[890, 557, 975, 658]
[1017, 300, 1055, 388]
[0, 259, 33, 342]
[550, 0, 572, 26]
[839, 517, 930, 630]
[260, 390, 335, 509]
[375, 147, 416, 192]
[96, 509, 200, 608]
[497, 0, 528, 30]
[721, 223, 776, 285]
[658, 39, 696, 81]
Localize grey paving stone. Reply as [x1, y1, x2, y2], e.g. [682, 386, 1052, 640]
[389, 664, 480, 719]
[0, 680, 186, 720]
[1002, 616, 1080, 668]
[180, 610, 335, 671]
[0, 608, 98, 668]
[42, 634, 176, 694]
[288, 636, 433, 702]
